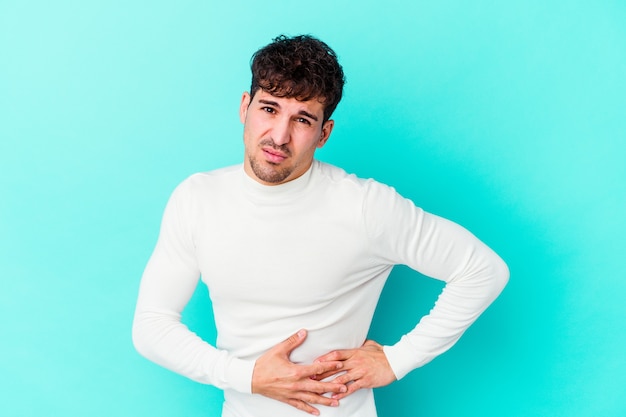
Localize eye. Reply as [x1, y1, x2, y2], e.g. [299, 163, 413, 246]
[296, 117, 312, 125]
[261, 106, 276, 114]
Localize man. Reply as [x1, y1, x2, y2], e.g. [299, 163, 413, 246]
[133, 34, 509, 417]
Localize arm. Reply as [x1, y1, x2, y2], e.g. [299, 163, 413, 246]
[315, 181, 509, 395]
[134, 278, 347, 412]
[380, 210, 510, 380]
[132, 179, 255, 392]
[132, 179, 348, 412]
[252, 329, 347, 416]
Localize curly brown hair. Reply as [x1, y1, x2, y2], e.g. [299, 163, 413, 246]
[250, 34, 345, 122]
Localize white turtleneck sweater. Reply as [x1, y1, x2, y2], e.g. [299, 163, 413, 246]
[132, 160, 509, 417]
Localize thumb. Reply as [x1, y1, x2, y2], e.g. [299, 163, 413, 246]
[276, 329, 307, 356]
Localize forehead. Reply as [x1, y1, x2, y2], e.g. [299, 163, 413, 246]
[252, 90, 325, 117]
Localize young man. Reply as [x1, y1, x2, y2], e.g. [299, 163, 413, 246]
[133, 35, 509, 417]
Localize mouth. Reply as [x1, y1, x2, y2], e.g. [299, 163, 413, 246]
[262, 148, 288, 164]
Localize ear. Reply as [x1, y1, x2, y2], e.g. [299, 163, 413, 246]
[317, 119, 334, 148]
[239, 92, 251, 124]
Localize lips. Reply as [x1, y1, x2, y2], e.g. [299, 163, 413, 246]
[262, 148, 288, 164]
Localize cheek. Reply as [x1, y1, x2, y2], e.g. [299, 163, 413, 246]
[246, 118, 272, 139]
[297, 128, 323, 147]
[299, 139, 322, 159]
[242, 128, 258, 154]
[243, 122, 261, 143]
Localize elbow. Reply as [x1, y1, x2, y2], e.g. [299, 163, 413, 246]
[131, 314, 150, 359]
[492, 255, 510, 296]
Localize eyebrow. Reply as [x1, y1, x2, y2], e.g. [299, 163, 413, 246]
[258, 99, 319, 122]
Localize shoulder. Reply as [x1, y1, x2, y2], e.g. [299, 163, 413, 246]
[176, 164, 242, 192]
[185, 164, 241, 185]
[163, 164, 243, 211]
[314, 160, 369, 190]
[314, 160, 401, 202]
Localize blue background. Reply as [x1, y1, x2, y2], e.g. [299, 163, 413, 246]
[1, 1, 625, 416]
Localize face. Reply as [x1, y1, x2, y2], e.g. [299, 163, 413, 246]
[239, 90, 334, 185]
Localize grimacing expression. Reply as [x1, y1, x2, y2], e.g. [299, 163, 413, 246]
[240, 90, 334, 185]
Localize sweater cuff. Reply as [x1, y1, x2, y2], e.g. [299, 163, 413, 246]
[224, 356, 256, 394]
[383, 340, 421, 381]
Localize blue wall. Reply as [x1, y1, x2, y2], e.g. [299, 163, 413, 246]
[1, 1, 624, 416]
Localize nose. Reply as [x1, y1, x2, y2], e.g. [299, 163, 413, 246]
[270, 117, 291, 145]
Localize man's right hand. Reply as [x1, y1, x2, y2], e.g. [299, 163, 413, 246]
[251, 329, 348, 416]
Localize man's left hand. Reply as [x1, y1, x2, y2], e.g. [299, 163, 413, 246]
[312, 340, 397, 400]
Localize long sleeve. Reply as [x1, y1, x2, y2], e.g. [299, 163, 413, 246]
[363, 181, 509, 380]
[132, 178, 255, 393]
[131, 163, 508, 416]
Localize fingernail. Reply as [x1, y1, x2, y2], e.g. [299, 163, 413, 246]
[331, 400, 339, 407]
[297, 329, 306, 338]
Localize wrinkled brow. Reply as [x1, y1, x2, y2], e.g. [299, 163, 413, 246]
[258, 99, 319, 122]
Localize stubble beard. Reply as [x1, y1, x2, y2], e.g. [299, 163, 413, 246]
[248, 153, 293, 184]
[247, 138, 296, 184]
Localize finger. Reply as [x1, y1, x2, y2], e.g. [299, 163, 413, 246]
[310, 368, 343, 381]
[331, 370, 361, 385]
[331, 380, 362, 400]
[285, 392, 341, 415]
[314, 348, 353, 363]
[275, 329, 307, 356]
[297, 378, 348, 395]
[286, 398, 321, 416]
[301, 359, 344, 379]
[295, 391, 341, 407]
